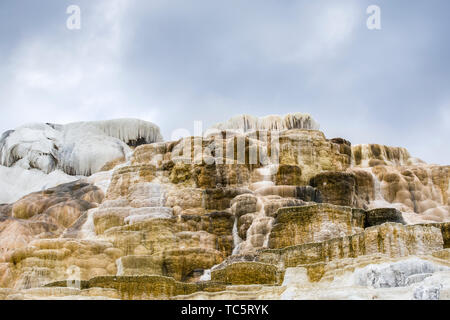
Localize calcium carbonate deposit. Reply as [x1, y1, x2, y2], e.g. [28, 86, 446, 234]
[0, 114, 448, 300]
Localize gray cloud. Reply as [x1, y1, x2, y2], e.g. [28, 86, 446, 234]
[0, 0, 448, 164]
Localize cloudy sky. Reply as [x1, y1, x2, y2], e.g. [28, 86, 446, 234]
[0, 0, 448, 164]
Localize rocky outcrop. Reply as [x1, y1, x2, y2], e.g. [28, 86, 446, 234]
[364, 208, 406, 227]
[10, 181, 103, 221]
[268, 204, 365, 249]
[211, 262, 284, 285]
[310, 172, 356, 206]
[352, 144, 412, 167]
[202, 188, 252, 211]
[351, 169, 376, 208]
[275, 165, 302, 185]
[425, 223, 450, 249]
[0, 181, 104, 258]
[1, 238, 119, 289]
[259, 223, 443, 268]
[117, 248, 224, 281]
[106, 165, 157, 200]
[370, 165, 450, 221]
[0, 114, 449, 300]
[278, 130, 351, 184]
[45, 275, 226, 300]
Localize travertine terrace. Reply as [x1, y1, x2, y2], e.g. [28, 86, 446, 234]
[0, 114, 448, 300]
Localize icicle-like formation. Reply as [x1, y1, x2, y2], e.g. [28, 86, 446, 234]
[70, 118, 163, 146]
[0, 119, 164, 177]
[211, 113, 320, 133]
[58, 122, 131, 176]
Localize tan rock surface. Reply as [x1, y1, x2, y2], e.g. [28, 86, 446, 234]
[0, 115, 449, 300]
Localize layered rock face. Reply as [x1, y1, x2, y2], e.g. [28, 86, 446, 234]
[0, 181, 104, 258]
[0, 113, 449, 300]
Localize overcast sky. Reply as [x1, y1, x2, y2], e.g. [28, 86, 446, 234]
[0, 0, 448, 164]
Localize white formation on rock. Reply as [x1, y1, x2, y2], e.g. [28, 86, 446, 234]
[116, 258, 124, 277]
[0, 166, 78, 204]
[0, 119, 163, 177]
[0, 114, 448, 300]
[80, 208, 98, 240]
[123, 207, 173, 225]
[0, 119, 162, 204]
[199, 269, 211, 282]
[0, 124, 60, 173]
[353, 258, 449, 288]
[281, 257, 450, 300]
[231, 218, 243, 255]
[210, 113, 320, 132]
[85, 170, 116, 195]
[83, 119, 163, 147]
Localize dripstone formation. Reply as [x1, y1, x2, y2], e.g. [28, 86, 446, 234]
[0, 114, 449, 300]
